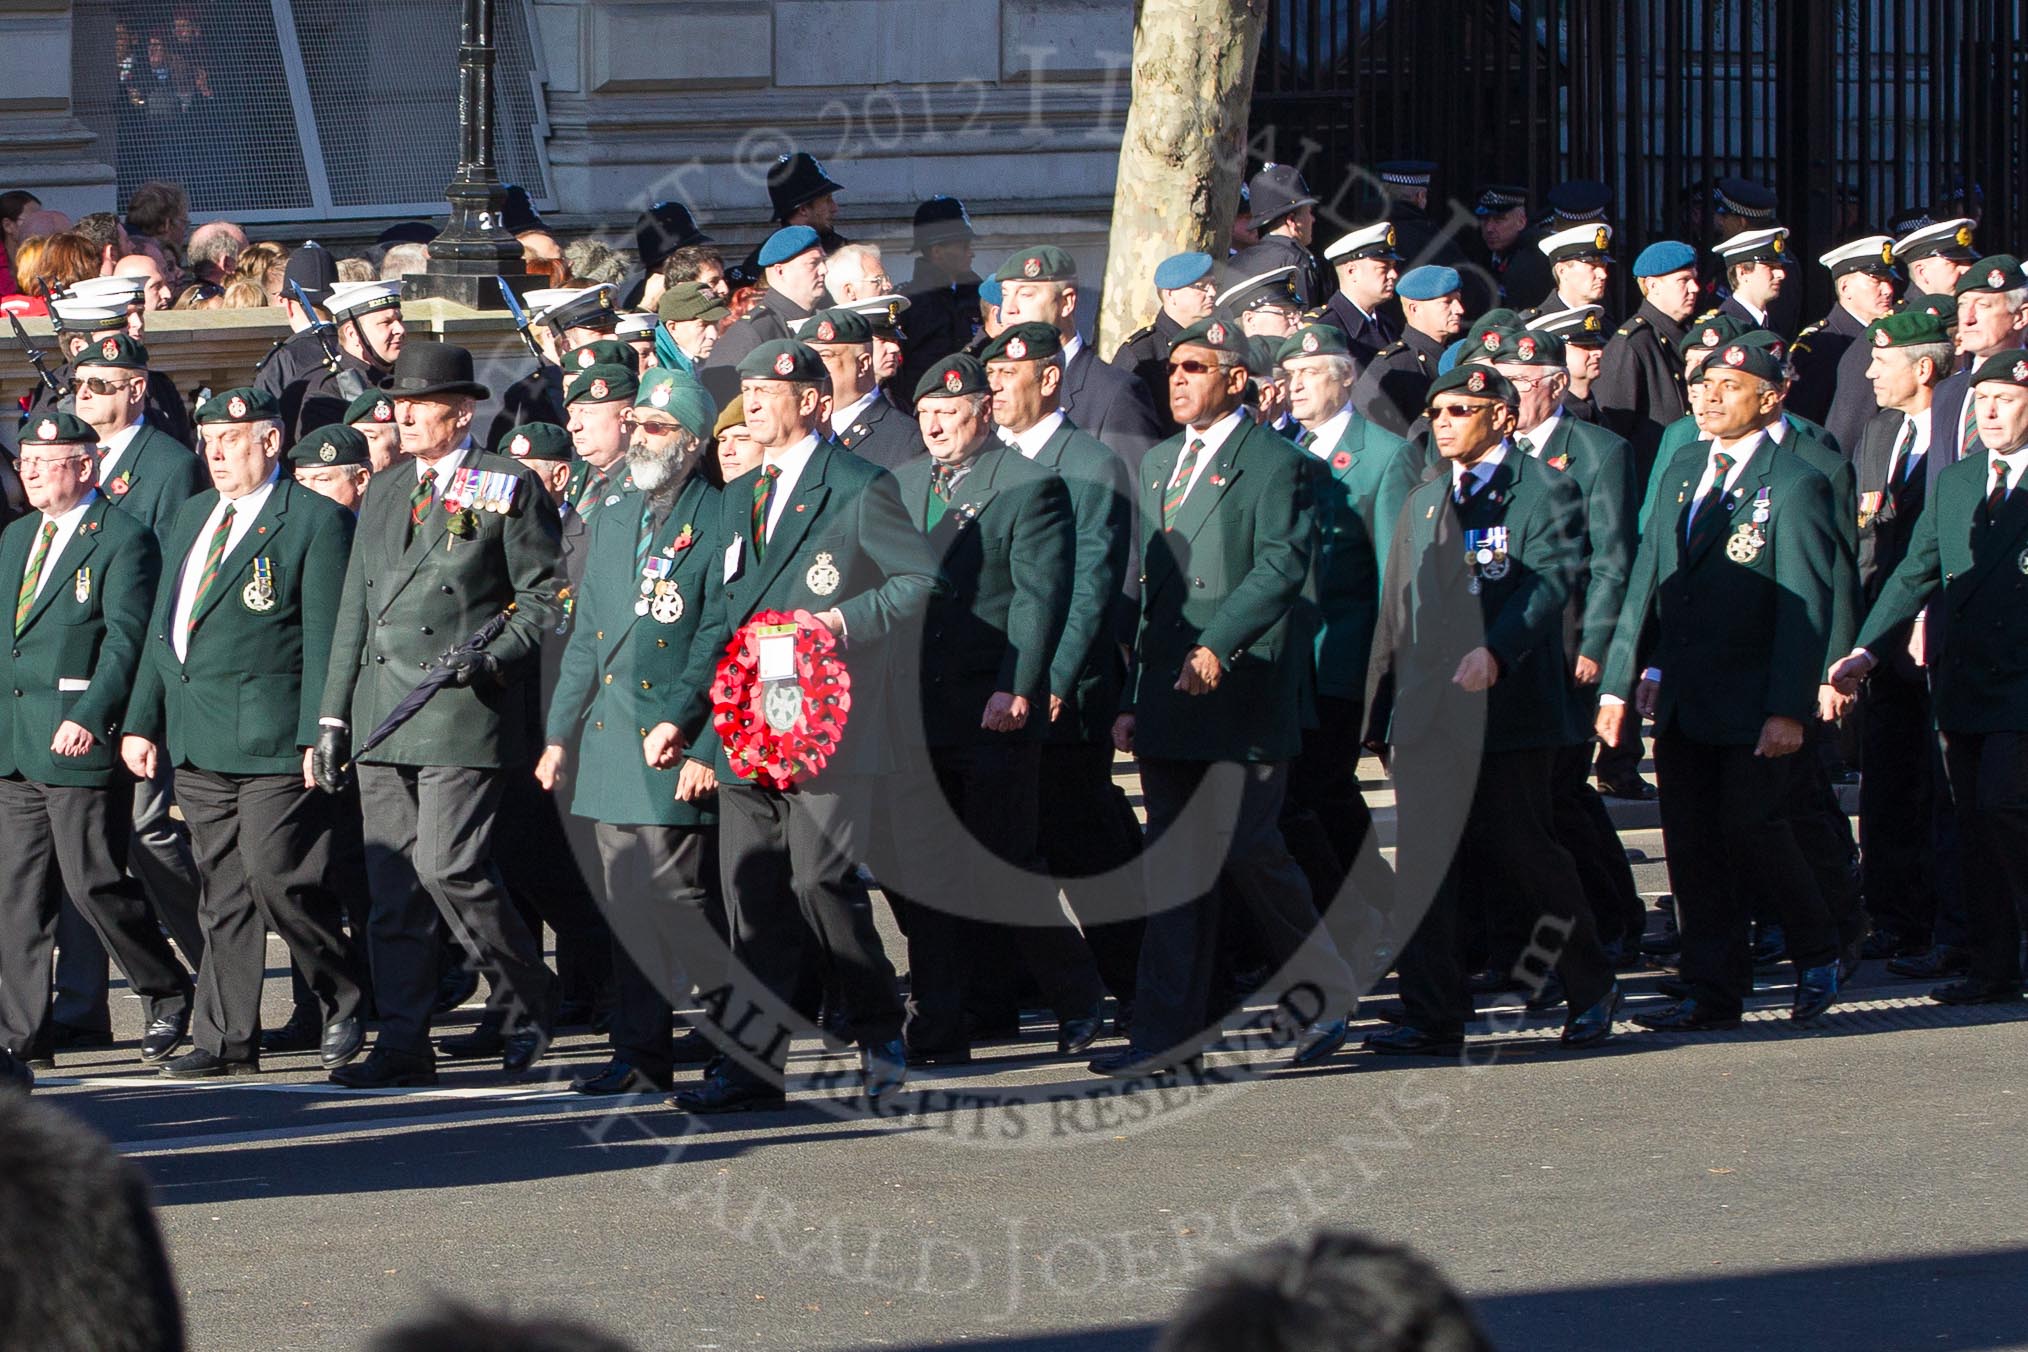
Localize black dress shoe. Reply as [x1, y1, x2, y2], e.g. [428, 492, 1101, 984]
[1088, 1045, 1200, 1078]
[1057, 1001, 1107, 1056]
[1888, 945, 1971, 980]
[1929, 978, 2025, 1006]
[1791, 963, 1839, 1022]
[1596, 773, 1655, 800]
[1289, 1017, 1351, 1067]
[320, 1017, 365, 1070]
[329, 1046, 438, 1088]
[668, 1028, 716, 1064]
[860, 1038, 907, 1101]
[433, 965, 480, 1015]
[1362, 1024, 1464, 1056]
[571, 1059, 671, 1094]
[48, 1021, 115, 1051]
[437, 1026, 506, 1060]
[1750, 924, 1788, 966]
[1631, 998, 1741, 1032]
[669, 1066, 786, 1114]
[502, 1029, 550, 1077]
[140, 1013, 189, 1064]
[1561, 983, 1623, 1048]
[1859, 928, 1925, 961]
[160, 1049, 259, 1079]
[259, 1015, 320, 1055]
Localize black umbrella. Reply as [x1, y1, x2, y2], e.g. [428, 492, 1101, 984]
[352, 592, 565, 759]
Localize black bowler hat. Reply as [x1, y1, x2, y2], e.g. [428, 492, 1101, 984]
[635, 201, 713, 270]
[768, 153, 845, 222]
[1247, 164, 1319, 229]
[380, 340, 492, 400]
[501, 184, 545, 235]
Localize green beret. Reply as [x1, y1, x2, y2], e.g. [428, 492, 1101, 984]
[1426, 363, 1519, 408]
[1863, 312, 1951, 350]
[1693, 342, 1787, 385]
[1954, 255, 2026, 297]
[564, 364, 640, 406]
[73, 333, 149, 371]
[797, 308, 873, 346]
[1462, 308, 1525, 350]
[19, 411, 97, 446]
[1969, 348, 2028, 388]
[563, 339, 641, 376]
[289, 424, 370, 467]
[1684, 313, 1754, 352]
[657, 281, 731, 324]
[915, 353, 990, 402]
[1170, 312, 1250, 361]
[992, 245, 1078, 284]
[195, 387, 282, 424]
[344, 390, 396, 427]
[737, 339, 826, 383]
[979, 322, 1064, 364]
[1243, 335, 1282, 379]
[635, 368, 717, 439]
[500, 422, 577, 462]
[1275, 324, 1352, 363]
[1485, 323, 1564, 367]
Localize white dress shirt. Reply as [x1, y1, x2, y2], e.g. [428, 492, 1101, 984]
[762, 434, 821, 538]
[829, 390, 880, 438]
[1450, 444, 1510, 499]
[171, 472, 278, 659]
[1515, 408, 1563, 455]
[1885, 409, 1933, 481]
[1166, 409, 1246, 509]
[96, 419, 144, 483]
[22, 492, 99, 604]
[415, 444, 472, 490]
[1001, 409, 1066, 459]
[1061, 332, 1085, 366]
[1684, 430, 1762, 530]
[1732, 297, 1768, 326]
[1989, 444, 2028, 494]
[1301, 406, 1352, 458]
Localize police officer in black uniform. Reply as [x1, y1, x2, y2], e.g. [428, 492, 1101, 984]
[1229, 164, 1321, 308]
[487, 284, 622, 452]
[1789, 236, 1899, 430]
[1112, 252, 1219, 439]
[253, 243, 341, 405]
[898, 196, 983, 412]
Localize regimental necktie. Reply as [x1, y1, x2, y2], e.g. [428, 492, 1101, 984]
[1987, 460, 2010, 519]
[751, 465, 780, 560]
[927, 464, 956, 529]
[1454, 469, 1485, 509]
[14, 520, 56, 635]
[1962, 395, 1983, 460]
[1683, 451, 1736, 556]
[187, 505, 236, 634]
[1295, 428, 1316, 451]
[1889, 417, 1920, 486]
[635, 503, 656, 576]
[1515, 436, 1534, 458]
[574, 467, 610, 521]
[1164, 437, 1205, 529]
[407, 470, 435, 548]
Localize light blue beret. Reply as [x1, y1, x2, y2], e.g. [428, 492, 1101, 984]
[1153, 251, 1215, 291]
[1397, 265, 1462, 300]
[1634, 240, 1698, 278]
[757, 225, 822, 268]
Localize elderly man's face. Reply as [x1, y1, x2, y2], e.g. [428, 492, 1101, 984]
[294, 464, 371, 512]
[198, 420, 281, 497]
[394, 395, 471, 460]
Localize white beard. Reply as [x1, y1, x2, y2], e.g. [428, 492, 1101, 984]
[626, 452, 674, 492]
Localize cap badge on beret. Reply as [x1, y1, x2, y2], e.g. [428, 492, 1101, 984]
[943, 368, 964, 393]
[1207, 321, 1227, 345]
[374, 402, 393, 423]
[1875, 329, 1892, 347]
[317, 443, 335, 463]
[1724, 347, 1746, 367]
[1991, 269, 2008, 289]
[817, 320, 836, 341]
[228, 395, 248, 419]
[1023, 257, 1042, 279]
[2016, 360, 2028, 383]
[1958, 225, 1975, 247]
[1301, 332, 1319, 354]
[509, 434, 531, 457]
[1481, 331, 1501, 353]
[578, 350, 596, 369]
[1701, 327, 1721, 347]
[1594, 227, 1610, 251]
[589, 378, 609, 400]
[1466, 371, 1487, 393]
[650, 384, 671, 408]
[99, 338, 119, 361]
[773, 352, 796, 376]
[1006, 336, 1028, 359]
[36, 419, 56, 440]
[1518, 336, 1537, 361]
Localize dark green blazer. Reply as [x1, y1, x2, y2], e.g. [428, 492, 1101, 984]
[321, 450, 564, 769]
[1603, 437, 1839, 745]
[548, 475, 722, 826]
[675, 440, 944, 780]
[1300, 410, 1419, 701]
[1129, 416, 1316, 763]
[1368, 451, 1586, 753]
[102, 422, 205, 537]
[1640, 412, 1846, 530]
[127, 478, 354, 775]
[895, 444, 1074, 746]
[1529, 414, 1637, 665]
[0, 496, 159, 786]
[1025, 419, 1132, 745]
[1855, 450, 2028, 733]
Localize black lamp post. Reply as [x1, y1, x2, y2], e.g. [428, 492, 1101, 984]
[402, 0, 537, 308]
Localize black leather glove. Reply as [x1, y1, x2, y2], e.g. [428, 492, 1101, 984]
[311, 725, 350, 793]
[441, 649, 500, 688]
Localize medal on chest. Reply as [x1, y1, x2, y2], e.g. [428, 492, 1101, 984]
[73, 566, 91, 604]
[635, 556, 684, 622]
[1463, 526, 1510, 595]
[241, 557, 276, 612]
[805, 550, 841, 596]
[1725, 488, 1772, 563]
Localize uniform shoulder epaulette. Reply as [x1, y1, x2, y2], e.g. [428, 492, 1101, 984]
[1301, 304, 1329, 322]
[1614, 316, 1648, 338]
[1689, 307, 1722, 325]
[1377, 340, 1409, 358]
[1122, 323, 1155, 346]
[1796, 319, 1827, 340]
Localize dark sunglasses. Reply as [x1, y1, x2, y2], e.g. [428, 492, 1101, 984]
[1427, 402, 1492, 420]
[1167, 358, 1226, 376]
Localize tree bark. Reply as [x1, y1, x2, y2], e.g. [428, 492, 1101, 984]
[1096, 0, 1269, 359]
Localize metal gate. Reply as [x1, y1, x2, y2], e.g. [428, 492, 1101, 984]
[1251, 0, 2026, 316]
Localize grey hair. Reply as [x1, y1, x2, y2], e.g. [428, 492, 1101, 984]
[378, 242, 430, 281]
[1893, 340, 1956, 380]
